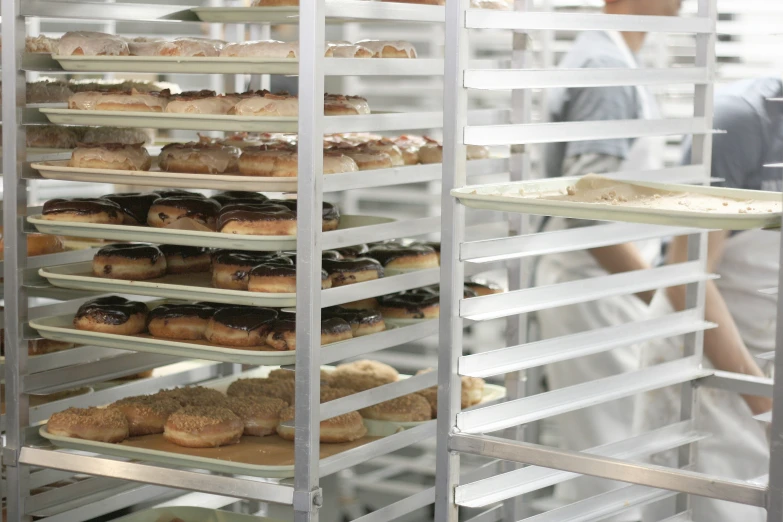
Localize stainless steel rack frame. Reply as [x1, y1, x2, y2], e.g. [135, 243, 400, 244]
[437, 0, 783, 521]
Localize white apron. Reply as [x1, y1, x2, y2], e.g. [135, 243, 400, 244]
[535, 31, 666, 519]
[637, 230, 776, 522]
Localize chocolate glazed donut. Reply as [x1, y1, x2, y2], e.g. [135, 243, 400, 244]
[211, 251, 289, 290]
[158, 244, 212, 274]
[247, 259, 330, 293]
[265, 313, 352, 351]
[100, 193, 159, 225]
[74, 296, 148, 334]
[366, 244, 439, 271]
[217, 203, 297, 236]
[152, 189, 205, 199]
[378, 287, 440, 320]
[323, 306, 385, 337]
[323, 257, 383, 287]
[146, 303, 216, 340]
[271, 200, 341, 231]
[147, 196, 221, 229]
[336, 244, 369, 259]
[211, 191, 269, 206]
[92, 243, 166, 280]
[42, 197, 124, 224]
[204, 306, 278, 347]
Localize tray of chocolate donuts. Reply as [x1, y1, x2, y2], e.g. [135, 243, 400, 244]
[28, 190, 394, 250]
[29, 296, 388, 365]
[39, 361, 504, 477]
[37, 240, 442, 305]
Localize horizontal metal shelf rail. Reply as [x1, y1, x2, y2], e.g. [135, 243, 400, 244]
[20, 1, 198, 21]
[464, 11, 715, 33]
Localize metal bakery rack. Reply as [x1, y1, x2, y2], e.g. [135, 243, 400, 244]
[0, 2, 504, 522]
[436, 0, 783, 521]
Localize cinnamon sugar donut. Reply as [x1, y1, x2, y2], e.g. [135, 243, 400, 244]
[27, 80, 74, 104]
[73, 296, 148, 335]
[156, 386, 228, 408]
[204, 306, 278, 347]
[147, 303, 216, 340]
[165, 90, 237, 115]
[47, 407, 128, 443]
[42, 197, 124, 224]
[100, 192, 159, 225]
[324, 94, 370, 116]
[329, 372, 390, 392]
[360, 394, 431, 422]
[268, 368, 336, 387]
[277, 406, 366, 443]
[82, 127, 154, 146]
[227, 378, 295, 404]
[231, 92, 298, 117]
[92, 243, 166, 280]
[25, 125, 79, 149]
[111, 395, 181, 436]
[69, 143, 151, 171]
[354, 40, 417, 58]
[226, 396, 287, 436]
[58, 31, 129, 56]
[147, 196, 220, 230]
[159, 140, 240, 174]
[333, 360, 399, 383]
[220, 40, 298, 59]
[164, 406, 244, 448]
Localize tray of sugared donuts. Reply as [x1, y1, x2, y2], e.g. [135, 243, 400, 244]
[28, 189, 394, 251]
[39, 361, 505, 477]
[36, 240, 442, 305]
[29, 296, 391, 365]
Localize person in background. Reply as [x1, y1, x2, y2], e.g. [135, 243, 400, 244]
[637, 77, 779, 522]
[534, 0, 680, 516]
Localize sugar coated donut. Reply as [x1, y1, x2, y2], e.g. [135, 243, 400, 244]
[360, 394, 431, 422]
[92, 243, 166, 280]
[111, 395, 181, 436]
[73, 296, 148, 335]
[164, 406, 244, 448]
[47, 407, 129, 443]
[277, 406, 367, 443]
[156, 386, 229, 408]
[226, 396, 287, 436]
[333, 359, 399, 383]
[227, 378, 295, 404]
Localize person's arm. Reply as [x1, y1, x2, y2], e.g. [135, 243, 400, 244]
[667, 232, 771, 415]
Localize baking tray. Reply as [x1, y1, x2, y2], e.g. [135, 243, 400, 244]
[39, 262, 297, 307]
[33, 160, 298, 193]
[27, 215, 394, 251]
[110, 507, 284, 522]
[53, 55, 300, 75]
[452, 177, 783, 230]
[193, 6, 329, 23]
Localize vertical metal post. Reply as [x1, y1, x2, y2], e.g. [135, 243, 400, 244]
[2, 1, 31, 521]
[435, 0, 468, 518]
[502, 2, 534, 519]
[676, 0, 716, 514]
[294, 0, 325, 517]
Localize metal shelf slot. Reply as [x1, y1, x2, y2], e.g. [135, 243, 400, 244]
[456, 357, 709, 434]
[455, 420, 707, 508]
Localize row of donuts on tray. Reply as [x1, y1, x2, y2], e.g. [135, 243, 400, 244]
[42, 190, 339, 235]
[46, 360, 485, 447]
[56, 31, 418, 60]
[68, 133, 490, 176]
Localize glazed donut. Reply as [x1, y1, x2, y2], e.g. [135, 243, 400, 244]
[25, 125, 79, 149]
[211, 190, 268, 206]
[323, 257, 384, 287]
[111, 394, 181, 436]
[231, 92, 298, 117]
[238, 146, 297, 177]
[147, 196, 220, 230]
[27, 80, 74, 104]
[58, 31, 129, 56]
[366, 243, 439, 272]
[92, 243, 166, 280]
[333, 359, 399, 383]
[0, 232, 65, 260]
[391, 135, 427, 165]
[159, 245, 211, 274]
[69, 143, 151, 171]
[354, 40, 417, 58]
[74, 296, 148, 335]
[464, 280, 504, 297]
[247, 261, 331, 293]
[159, 141, 240, 174]
[82, 127, 154, 146]
[146, 303, 216, 340]
[360, 139, 404, 167]
[360, 394, 431, 422]
[164, 406, 244, 448]
[413, 241, 441, 263]
[130, 37, 224, 57]
[272, 200, 341, 232]
[378, 287, 440, 320]
[324, 94, 370, 116]
[42, 197, 124, 224]
[204, 306, 278, 347]
[165, 91, 237, 115]
[333, 144, 393, 171]
[226, 378, 295, 404]
[418, 138, 490, 164]
[323, 306, 386, 337]
[212, 251, 285, 290]
[264, 315, 352, 351]
[220, 40, 298, 58]
[69, 89, 170, 112]
[26, 35, 59, 54]
[46, 407, 128, 443]
[416, 369, 485, 408]
[156, 386, 228, 408]
[277, 406, 367, 443]
[326, 42, 373, 58]
[226, 396, 287, 436]
[100, 193, 159, 225]
[336, 244, 369, 259]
